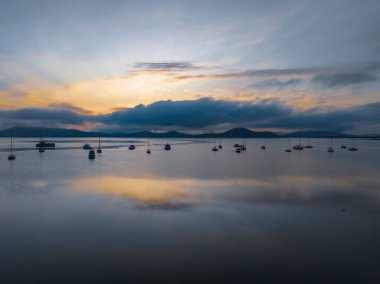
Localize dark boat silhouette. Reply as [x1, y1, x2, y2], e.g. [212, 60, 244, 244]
[293, 138, 303, 150]
[8, 131, 16, 160]
[305, 138, 313, 148]
[97, 133, 102, 153]
[129, 145, 136, 150]
[88, 149, 96, 159]
[164, 143, 171, 150]
[218, 135, 222, 149]
[83, 144, 91, 150]
[146, 138, 151, 154]
[36, 141, 55, 148]
[348, 138, 358, 151]
[327, 137, 334, 152]
[285, 137, 292, 152]
[212, 138, 218, 151]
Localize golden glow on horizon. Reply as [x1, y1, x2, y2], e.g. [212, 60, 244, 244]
[0, 70, 374, 116]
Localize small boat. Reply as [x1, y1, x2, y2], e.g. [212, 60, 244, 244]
[129, 145, 135, 150]
[293, 145, 303, 150]
[293, 138, 303, 150]
[8, 131, 16, 160]
[285, 137, 292, 152]
[36, 141, 55, 148]
[83, 144, 91, 150]
[146, 138, 151, 154]
[261, 146, 266, 150]
[341, 145, 347, 149]
[235, 148, 241, 153]
[240, 138, 247, 151]
[348, 138, 358, 151]
[164, 143, 171, 151]
[212, 138, 218, 151]
[305, 138, 313, 148]
[97, 133, 102, 153]
[88, 149, 96, 159]
[327, 137, 334, 152]
[218, 135, 222, 149]
[234, 144, 240, 148]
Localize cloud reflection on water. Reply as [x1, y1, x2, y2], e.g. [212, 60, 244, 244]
[68, 174, 380, 211]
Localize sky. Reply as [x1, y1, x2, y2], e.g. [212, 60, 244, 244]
[0, 0, 379, 133]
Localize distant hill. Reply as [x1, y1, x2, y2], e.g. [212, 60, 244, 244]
[0, 126, 279, 138]
[0, 126, 369, 138]
[0, 127, 98, 137]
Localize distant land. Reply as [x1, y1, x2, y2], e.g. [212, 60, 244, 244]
[0, 127, 378, 139]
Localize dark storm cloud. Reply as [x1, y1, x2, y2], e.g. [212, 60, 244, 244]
[99, 98, 380, 132]
[1, 99, 380, 132]
[0, 108, 86, 125]
[248, 78, 302, 89]
[99, 98, 292, 129]
[312, 72, 378, 87]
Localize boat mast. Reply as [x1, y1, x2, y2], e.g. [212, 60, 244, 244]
[10, 131, 13, 154]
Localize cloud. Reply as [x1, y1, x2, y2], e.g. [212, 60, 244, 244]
[134, 62, 213, 72]
[248, 78, 302, 89]
[174, 67, 320, 81]
[1, 98, 380, 133]
[312, 72, 378, 87]
[173, 62, 380, 89]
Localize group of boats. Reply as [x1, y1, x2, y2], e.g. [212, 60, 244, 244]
[83, 138, 171, 159]
[4, 131, 360, 161]
[285, 137, 358, 153]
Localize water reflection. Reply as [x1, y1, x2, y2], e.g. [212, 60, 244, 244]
[0, 138, 379, 283]
[71, 176, 194, 209]
[68, 173, 380, 212]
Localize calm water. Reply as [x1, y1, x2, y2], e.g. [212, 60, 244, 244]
[0, 138, 379, 284]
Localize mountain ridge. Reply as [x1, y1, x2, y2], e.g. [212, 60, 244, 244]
[0, 126, 372, 138]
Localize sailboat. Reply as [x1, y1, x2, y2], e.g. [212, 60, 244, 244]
[327, 137, 334, 152]
[97, 133, 102, 153]
[212, 137, 218, 151]
[218, 135, 222, 149]
[293, 138, 303, 150]
[146, 138, 151, 154]
[305, 138, 313, 148]
[285, 137, 292, 152]
[348, 138, 358, 151]
[240, 138, 247, 151]
[38, 128, 45, 153]
[8, 131, 16, 160]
